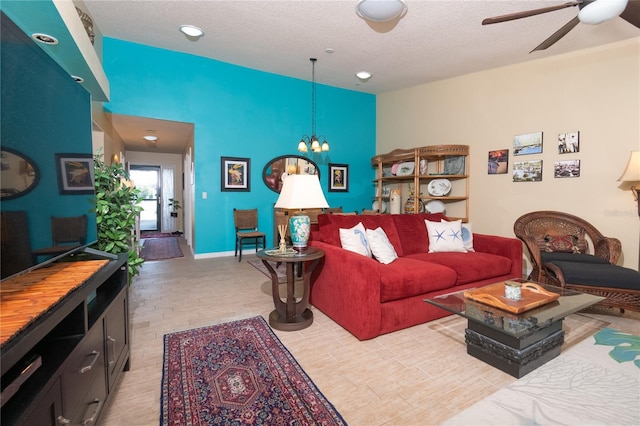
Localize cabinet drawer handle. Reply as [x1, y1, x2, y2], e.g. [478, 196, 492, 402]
[79, 350, 100, 374]
[57, 415, 71, 424]
[107, 336, 116, 366]
[82, 398, 103, 425]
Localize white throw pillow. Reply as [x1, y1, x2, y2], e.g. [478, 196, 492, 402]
[339, 222, 372, 257]
[442, 219, 474, 252]
[426, 220, 467, 253]
[365, 227, 398, 264]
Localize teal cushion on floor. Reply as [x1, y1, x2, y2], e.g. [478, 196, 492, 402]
[548, 261, 640, 290]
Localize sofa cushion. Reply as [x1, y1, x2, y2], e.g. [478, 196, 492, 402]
[317, 214, 403, 255]
[407, 252, 513, 285]
[540, 252, 610, 264]
[426, 219, 467, 253]
[339, 222, 372, 258]
[547, 261, 640, 290]
[379, 257, 457, 303]
[366, 227, 398, 264]
[391, 213, 448, 255]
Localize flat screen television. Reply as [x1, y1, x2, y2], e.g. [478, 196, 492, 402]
[1, 12, 98, 280]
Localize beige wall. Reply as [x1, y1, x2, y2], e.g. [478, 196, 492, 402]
[378, 38, 640, 271]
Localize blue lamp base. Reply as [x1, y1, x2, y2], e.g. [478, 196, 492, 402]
[289, 214, 311, 251]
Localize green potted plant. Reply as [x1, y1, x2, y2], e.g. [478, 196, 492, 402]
[168, 198, 181, 217]
[92, 152, 144, 279]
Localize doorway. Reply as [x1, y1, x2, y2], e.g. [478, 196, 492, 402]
[130, 166, 161, 231]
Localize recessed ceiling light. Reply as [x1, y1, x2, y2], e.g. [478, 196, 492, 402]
[179, 25, 204, 38]
[32, 33, 58, 45]
[356, 71, 372, 81]
[324, 48, 335, 54]
[71, 75, 84, 83]
[143, 135, 159, 141]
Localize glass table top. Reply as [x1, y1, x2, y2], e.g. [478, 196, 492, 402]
[425, 280, 605, 339]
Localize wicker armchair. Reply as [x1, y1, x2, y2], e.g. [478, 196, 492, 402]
[514, 211, 639, 312]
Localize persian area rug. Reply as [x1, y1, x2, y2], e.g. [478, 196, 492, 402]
[140, 237, 183, 261]
[161, 316, 346, 426]
[247, 259, 287, 283]
[444, 328, 640, 425]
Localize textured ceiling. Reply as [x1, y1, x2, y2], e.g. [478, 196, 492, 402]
[82, 0, 640, 153]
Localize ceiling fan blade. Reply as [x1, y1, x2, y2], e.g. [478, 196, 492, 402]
[482, 1, 582, 25]
[620, 0, 640, 28]
[530, 16, 581, 52]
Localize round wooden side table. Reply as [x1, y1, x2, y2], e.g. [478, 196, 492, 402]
[256, 247, 324, 331]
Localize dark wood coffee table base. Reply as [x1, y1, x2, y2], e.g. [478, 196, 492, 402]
[269, 308, 313, 331]
[465, 321, 565, 378]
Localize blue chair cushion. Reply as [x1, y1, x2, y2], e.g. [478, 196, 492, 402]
[540, 252, 610, 264]
[547, 261, 640, 290]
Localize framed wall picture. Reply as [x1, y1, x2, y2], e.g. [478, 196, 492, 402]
[221, 157, 250, 192]
[488, 149, 509, 174]
[513, 160, 543, 182]
[558, 131, 580, 154]
[513, 132, 543, 156]
[328, 163, 348, 192]
[554, 160, 580, 178]
[55, 153, 94, 194]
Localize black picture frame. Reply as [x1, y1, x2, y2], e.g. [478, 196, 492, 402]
[328, 163, 348, 192]
[55, 153, 94, 194]
[221, 157, 250, 192]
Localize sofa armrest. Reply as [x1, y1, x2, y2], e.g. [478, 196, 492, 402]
[309, 241, 383, 340]
[473, 233, 523, 280]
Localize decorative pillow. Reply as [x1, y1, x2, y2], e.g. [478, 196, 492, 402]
[442, 220, 474, 252]
[339, 222, 372, 257]
[365, 227, 398, 264]
[425, 220, 467, 253]
[544, 234, 581, 253]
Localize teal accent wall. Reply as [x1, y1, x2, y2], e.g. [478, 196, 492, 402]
[102, 39, 376, 255]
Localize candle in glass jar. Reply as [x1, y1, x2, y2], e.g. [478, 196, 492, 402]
[505, 281, 522, 300]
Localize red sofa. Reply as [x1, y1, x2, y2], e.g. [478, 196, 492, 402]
[309, 213, 523, 340]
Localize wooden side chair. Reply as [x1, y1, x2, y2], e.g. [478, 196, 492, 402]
[32, 215, 88, 262]
[514, 210, 639, 312]
[233, 208, 266, 262]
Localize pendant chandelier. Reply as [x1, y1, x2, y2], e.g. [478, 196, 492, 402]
[297, 58, 329, 153]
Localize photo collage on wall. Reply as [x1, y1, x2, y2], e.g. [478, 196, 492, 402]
[488, 130, 581, 181]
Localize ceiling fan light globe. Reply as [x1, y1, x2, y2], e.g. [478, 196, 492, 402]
[578, 0, 628, 25]
[356, 0, 408, 22]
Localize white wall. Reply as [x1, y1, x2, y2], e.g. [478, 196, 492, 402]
[378, 38, 640, 270]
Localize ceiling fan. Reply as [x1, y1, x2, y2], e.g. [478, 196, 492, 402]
[482, 0, 640, 53]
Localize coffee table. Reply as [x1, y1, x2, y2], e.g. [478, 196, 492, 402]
[256, 247, 324, 331]
[425, 280, 605, 378]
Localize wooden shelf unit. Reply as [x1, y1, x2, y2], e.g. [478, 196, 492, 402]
[371, 144, 470, 222]
[0, 251, 130, 426]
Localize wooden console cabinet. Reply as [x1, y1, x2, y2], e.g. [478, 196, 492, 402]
[0, 251, 130, 425]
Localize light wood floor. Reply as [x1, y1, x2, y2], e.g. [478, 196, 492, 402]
[100, 238, 639, 425]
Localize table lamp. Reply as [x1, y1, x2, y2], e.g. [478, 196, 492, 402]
[618, 150, 640, 217]
[275, 174, 329, 251]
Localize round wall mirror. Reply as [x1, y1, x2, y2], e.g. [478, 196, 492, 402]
[1, 148, 40, 200]
[262, 155, 320, 193]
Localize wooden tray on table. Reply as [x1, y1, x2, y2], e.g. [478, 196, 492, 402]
[463, 282, 560, 314]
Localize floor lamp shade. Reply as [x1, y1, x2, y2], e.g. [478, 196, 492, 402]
[275, 175, 329, 249]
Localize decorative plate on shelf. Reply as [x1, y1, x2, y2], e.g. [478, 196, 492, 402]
[372, 200, 388, 213]
[426, 200, 445, 214]
[395, 162, 415, 176]
[427, 179, 451, 196]
[443, 156, 465, 175]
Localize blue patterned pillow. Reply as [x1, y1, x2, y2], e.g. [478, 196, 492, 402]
[425, 220, 467, 253]
[339, 222, 372, 258]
